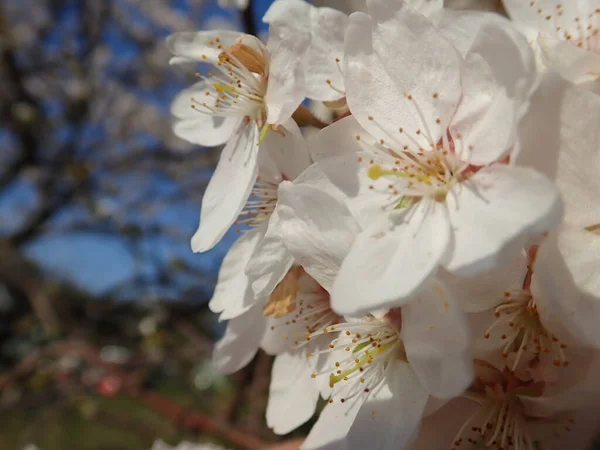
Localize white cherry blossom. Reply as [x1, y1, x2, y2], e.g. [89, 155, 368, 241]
[263, 268, 338, 434]
[204, 122, 311, 321]
[299, 0, 562, 317]
[269, 182, 473, 449]
[517, 73, 600, 349]
[264, 0, 349, 102]
[503, 0, 600, 87]
[408, 363, 600, 450]
[168, 29, 310, 252]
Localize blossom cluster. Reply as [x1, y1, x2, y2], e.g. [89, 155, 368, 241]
[167, 0, 600, 448]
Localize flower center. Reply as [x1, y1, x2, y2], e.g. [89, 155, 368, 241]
[265, 269, 339, 350]
[234, 178, 279, 229]
[365, 144, 468, 208]
[453, 387, 536, 450]
[309, 316, 406, 404]
[189, 37, 268, 123]
[484, 290, 568, 371]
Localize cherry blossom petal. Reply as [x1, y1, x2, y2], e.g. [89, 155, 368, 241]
[267, 350, 320, 434]
[533, 228, 600, 349]
[212, 304, 266, 374]
[291, 154, 391, 230]
[333, 199, 451, 316]
[309, 115, 366, 162]
[170, 81, 242, 146]
[444, 164, 563, 277]
[262, 119, 312, 180]
[345, 361, 429, 450]
[409, 398, 478, 450]
[344, 1, 461, 150]
[264, 0, 349, 101]
[172, 117, 241, 148]
[166, 31, 244, 64]
[245, 210, 295, 298]
[277, 183, 361, 292]
[433, 9, 517, 56]
[301, 6, 348, 101]
[502, 0, 547, 28]
[265, 32, 311, 125]
[438, 251, 528, 313]
[405, 0, 443, 17]
[534, 407, 600, 450]
[301, 392, 363, 450]
[517, 73, 600, 228]
[191, 123, 259, 252]
[209, 227, 264, 320]
[401, 280, 473, 399]
[539, 34, 600, 85]
[451, 23, 535, 165]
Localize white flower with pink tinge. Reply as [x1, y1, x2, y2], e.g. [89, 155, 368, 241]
[167, 28, 310, 253]
[205, 123, 312, 322]
[268, 184, 472, 450]
[299, 296, 472, 450]
[516, 74, 600, 350]
[406, 356, 600, 450]
[264, 0, 349, 102]
[503, 0, 600, 87]
[213, 267, 341, 435]
[300, 0, 562, 317]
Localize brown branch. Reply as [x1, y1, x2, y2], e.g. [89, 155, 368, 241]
[137, 391, 269, 450]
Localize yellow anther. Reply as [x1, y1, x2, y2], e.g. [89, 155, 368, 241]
[368, 164, 385, 180]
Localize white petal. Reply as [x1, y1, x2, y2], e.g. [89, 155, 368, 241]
[533, 228, 600, 348]
[333, 200, 451, 316]
[292, 154, 391, 230]
[277, 182, 361, 292]
[502, 0, 545, 28]
[535, 407, 600, 450]
[172, 117, 241, 148]
[433, 9, 517, 56]
[261, 118, 312, 181]
[345, 361, 429, 450]
[191, 124, 259, 252]
[466, 22, 536, 103]
[245, 210, 295, 298]
[401, 280, 473, 399]
[212, 304, 266, 374]
[209, 227, 264, 320]
[517, 73, 600, 228]
[405, 0, 443, 17]
[409, 397, 479, 450]
[310, 115, 368, 162]
[445, 165, 563, 276]
[166, 31, 243, 63]
[303, 6, 348, 101]
[539, 34, 600, 85]
[170, 81, 242, 147]
[263, 0, 312, 24]
[344, 2, 461, 150]
[265, 31, 310, 125]
[264, 0, 349, 101]
[267, 350, 320, 434]
[438, 251, 528, 313]
[301, 392, 364, 450]
[450, 23, 535, 165]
